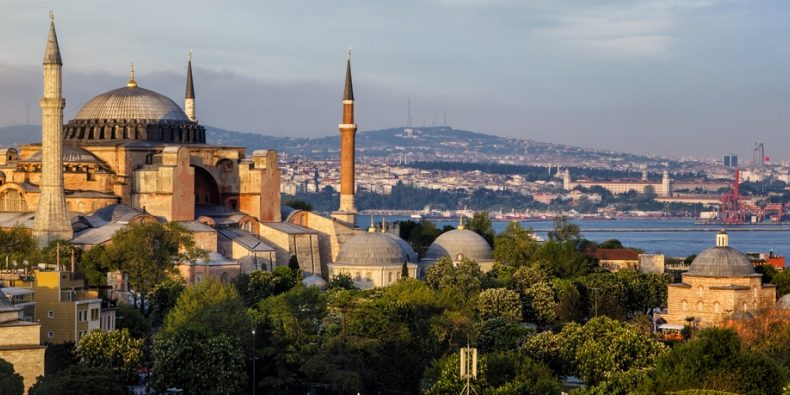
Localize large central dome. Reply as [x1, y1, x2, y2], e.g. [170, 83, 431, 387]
[75, 86, 189, 122]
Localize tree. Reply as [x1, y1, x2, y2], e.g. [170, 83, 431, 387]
[477, 288, 521, 322]
[0, 357, 23, 395]
[771, 269, 790, 296]
[476, 317, 532, 353]
[651, 327, 786, 394]
[402, 260, 409, 278]
[283, 199, 313, 211]
[29, 365, 129, 395]
[548, 216, 581, 242]
[151, 324, 246, 395]
[0, 225, 39, 269]
[425, 257, 482, 300]
[598, 239, 624, 249]
[115, 303, 149, 339]
[466, 211, 495, 247]
[328, 273, 356, 290]
[147, 278, 185, 328]
[534, 240, 592, 279]
[44, 341, 78, 376]
[493, 222, 540, 267]
[161, 278, 250, 342]
[76, 328, 144, 384]
[523, 281, 557, 324]
[754, 264, 777, 284]
[288, 254, 300, 271]
[551, 278, 584, 322]
[101, 222, 207, 312]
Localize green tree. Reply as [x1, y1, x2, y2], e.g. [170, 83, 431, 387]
[76, 328, 143, 384]
[534, 240, 592, 279]
[151, 324, 246, 395]
[551, 278, 584, 322]
[493, 222, 540, 267]
[523, 281, 558, 324]
[477, 288, 521, 322]
[328, 273, 356, 290]
[161, 278, 250, 342]
[771, 269, 790, 296]
[425, 257, 482, 300]
[548, 216, 581, 242]
[29, 365, 129, 395]
[576, 272, 628, 320]
[476, 317, 532, 353]
[147, 278, 185, 328]
[466, 211, 495, 247]
[283, 198, 313, 211]
[102, 222, 207, 312]
[651, 327, 786, 394]
[43, 341, 78, 376]
[288, 254, 300, 271]
[77, 245, 113, 286]
[754, 264, 777, 284]
[0, 357, 23, 395]
[0, 225, 39, 269]
[115, 303, 149, 339]
[402, 260, 409, 278]
[598, 239, 624, 249]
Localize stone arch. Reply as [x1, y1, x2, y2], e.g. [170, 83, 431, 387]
[193, 165, 220, 206]
[0, 184, 28, 212]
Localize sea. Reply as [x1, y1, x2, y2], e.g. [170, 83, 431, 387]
[358, 217, 790, 261]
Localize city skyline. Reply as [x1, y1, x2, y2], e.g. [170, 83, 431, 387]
[1, 1, 789, 161]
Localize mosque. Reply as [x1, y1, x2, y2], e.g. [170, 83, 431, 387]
[0, 16, 495, 289]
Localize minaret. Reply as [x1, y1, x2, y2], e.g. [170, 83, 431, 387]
[33, 12, 73, 245]
[332, 49, 358, 225]
[184, 51, 196, 122]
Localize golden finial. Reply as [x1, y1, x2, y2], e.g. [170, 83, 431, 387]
[127, 63, 137, 88]
[49, 10, 54, 23]
[347, 48, 352, 61]
[458, 215, 465, 230]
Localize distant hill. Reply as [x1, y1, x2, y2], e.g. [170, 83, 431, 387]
[0, 124, 673, 168]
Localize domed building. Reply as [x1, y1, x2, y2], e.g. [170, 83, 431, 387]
[0, 27, 281, 224]
[425, 222, 495, 272]
[328, 225, 418, 289]
[658, 231, 776, 328]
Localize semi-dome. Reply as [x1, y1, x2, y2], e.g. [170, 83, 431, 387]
[24, 144, 104, 164]
[427, 228, 492, 261]
[777, 294, 790, 310]
[302, 274, 329, 290]
[686, 232, 755, 277]
[74, 86, 189, 122]
[335, 230, 407, 266]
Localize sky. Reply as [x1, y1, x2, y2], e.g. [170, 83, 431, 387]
[1, 1, 789, 161]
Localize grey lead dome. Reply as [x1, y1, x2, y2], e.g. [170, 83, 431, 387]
[686, 246, 756, 277]
[427, 229, 492, 261]
[75, 86, 189, 122]
[335, 232, 407, 266]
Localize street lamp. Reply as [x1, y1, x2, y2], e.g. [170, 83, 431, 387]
[251, 328, 256, 395]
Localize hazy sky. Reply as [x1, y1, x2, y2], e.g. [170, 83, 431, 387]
[1, 1, 789, 161]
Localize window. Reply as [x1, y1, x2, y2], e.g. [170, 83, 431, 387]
[697, 301, 703, 312]
[697, 286, 704, 297]
[714, 302, 721, 313]
[681, 300, 688, 311]
[47, 331, 54, 339]
[48, 311, 54, 318]
[91, 308, 99, 321]
[388, 272, 393, 284]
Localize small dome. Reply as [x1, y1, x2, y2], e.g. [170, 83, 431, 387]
[777, 294, 790, 310]
[302, 274, 328, 290]
[335, 232, 406, 266]
[686, 246, 755, 277]
[384, 233, 418, 262]
[24, 144, 104, 164]
[427, 229, 492, 261]
[75, 86, 189, 122]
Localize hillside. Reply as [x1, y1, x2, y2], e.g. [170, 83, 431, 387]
[0, 124, 675, 169]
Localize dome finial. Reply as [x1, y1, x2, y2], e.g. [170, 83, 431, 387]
[368, 214, 376, 233]
[458, 215, 465, 230]
[49, 10, 54, 23]
[127, 63, 137, 88]
[716, 230, 728, 247]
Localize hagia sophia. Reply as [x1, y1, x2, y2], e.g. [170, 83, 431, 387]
[0, 16, 495, 289]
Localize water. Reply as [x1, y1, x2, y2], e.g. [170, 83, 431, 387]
[361, 217, 790, 259]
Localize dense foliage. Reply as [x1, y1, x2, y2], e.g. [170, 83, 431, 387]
[0, 357, 24, 395]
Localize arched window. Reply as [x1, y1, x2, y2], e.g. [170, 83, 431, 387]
[365, 272, 372, 281]
[682, 300, 688, 311]
[753, 286, 758, 298]
[355, 272, 361, 281]
[743, 302, 748, 312]
[0, 189, 27, 212]
[388, 272, 393, 284]
[697, 301, 703, 312]
[697, 286, 704, 297]
[714, 302, 720, 313]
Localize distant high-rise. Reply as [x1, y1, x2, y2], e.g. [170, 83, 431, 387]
[753, 142, 765, 168]
[723, 154, 738, 168]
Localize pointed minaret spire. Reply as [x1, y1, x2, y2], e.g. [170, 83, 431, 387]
[184, 50, 196, 122]
[343, 49, 354, 101]
[34, 13, 72, 245]
[43, 11, 62, 65]
[127, 63, 137, 88]
[332, 49, 358, 226]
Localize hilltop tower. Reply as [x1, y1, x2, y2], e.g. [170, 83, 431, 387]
[661, 170, 671, 197]
[332, 50, 357, 225]
[32, 13, 73, 245]
[184, 51, 196, 122]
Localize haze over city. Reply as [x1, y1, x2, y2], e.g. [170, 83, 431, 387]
[1, 0, 789, 160]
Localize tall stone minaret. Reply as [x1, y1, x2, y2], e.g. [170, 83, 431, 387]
[33, 12, 73, 245]
[184, 51, 196, 122]
[332, 50, 358, 226]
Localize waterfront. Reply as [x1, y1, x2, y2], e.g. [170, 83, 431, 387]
[360, 217, 790, 259]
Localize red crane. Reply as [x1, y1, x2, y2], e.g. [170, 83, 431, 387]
[720, 168, 746, 224]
